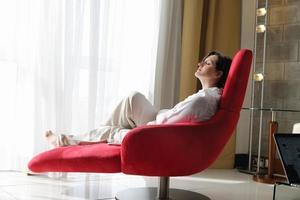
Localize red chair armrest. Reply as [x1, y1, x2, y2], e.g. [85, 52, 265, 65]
[120, 123, 222, 176]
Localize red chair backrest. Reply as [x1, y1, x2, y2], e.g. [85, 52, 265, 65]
[220, 49, 253, 113]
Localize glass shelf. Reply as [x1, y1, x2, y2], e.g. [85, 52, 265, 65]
[242, 107, 300, 113]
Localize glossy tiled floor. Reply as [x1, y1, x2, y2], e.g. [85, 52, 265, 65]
[0, 169, 274, 200]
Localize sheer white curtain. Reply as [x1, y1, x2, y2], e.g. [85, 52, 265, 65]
[153, 0, 183, 109]
[0, 0, 182, 171]
[0, 0, 160, 171]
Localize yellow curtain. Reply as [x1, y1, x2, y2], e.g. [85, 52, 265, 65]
[179, 0, 241, 168]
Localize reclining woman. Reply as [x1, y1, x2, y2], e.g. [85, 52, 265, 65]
[46, 51, 232, 146]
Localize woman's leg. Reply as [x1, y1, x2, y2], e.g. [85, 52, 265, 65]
[104, 91, 158, 128]
[45, 126, 113, 147]
[45, 92, 157, 146]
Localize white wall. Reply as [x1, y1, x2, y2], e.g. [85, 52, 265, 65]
[236, 0, 256, 154]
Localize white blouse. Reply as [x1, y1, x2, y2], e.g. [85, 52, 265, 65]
[148, 87, 222, 125]
[111, 87, 222, 144]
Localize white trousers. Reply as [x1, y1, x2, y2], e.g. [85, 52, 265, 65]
[65, 92, 158, 144]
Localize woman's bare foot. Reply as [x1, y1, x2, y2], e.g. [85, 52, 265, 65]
[45, 130, 70, 147]
[45, 130, 58, 147]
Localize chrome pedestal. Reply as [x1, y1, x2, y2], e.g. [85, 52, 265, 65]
[115, 177, 210, 200]
[115, 187, 210, 200]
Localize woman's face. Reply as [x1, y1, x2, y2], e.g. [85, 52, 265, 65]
[194, 55, 221, 80]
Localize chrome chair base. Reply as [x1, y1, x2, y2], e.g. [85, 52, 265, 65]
[115, 187, 211, 200]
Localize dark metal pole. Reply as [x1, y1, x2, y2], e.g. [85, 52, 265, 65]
[158, 176, 170, 199]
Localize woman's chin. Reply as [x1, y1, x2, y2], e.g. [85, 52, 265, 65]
[194, 72, 201, 79]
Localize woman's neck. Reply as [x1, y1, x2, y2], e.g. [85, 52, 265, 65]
[200, 81, 217, 89]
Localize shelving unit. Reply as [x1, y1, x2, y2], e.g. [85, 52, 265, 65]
[245, 0, 300, 184]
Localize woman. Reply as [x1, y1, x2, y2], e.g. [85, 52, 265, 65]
[46, 51, 232, 146]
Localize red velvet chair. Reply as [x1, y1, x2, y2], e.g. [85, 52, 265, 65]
[28, 49, 252, 200]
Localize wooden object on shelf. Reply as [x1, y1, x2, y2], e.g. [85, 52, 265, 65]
[253, 120, 287, 184]
[268, 120, 278, 178]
